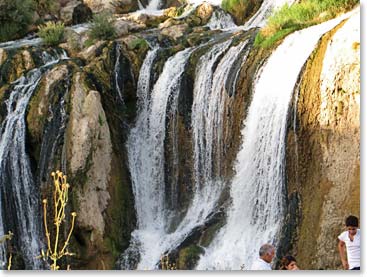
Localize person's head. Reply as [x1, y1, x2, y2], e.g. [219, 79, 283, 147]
[345, 215, 359, 236]
[259, 244, 275, 263]
[280, 255, 298, 270]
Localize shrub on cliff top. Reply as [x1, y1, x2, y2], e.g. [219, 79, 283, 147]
[0, 0, 35, 42]
[255, 0, 359, 48]
[38, 21, 65, 46]
[89, 12, 116, 41]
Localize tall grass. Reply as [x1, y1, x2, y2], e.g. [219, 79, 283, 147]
[255, 0, 359, 48]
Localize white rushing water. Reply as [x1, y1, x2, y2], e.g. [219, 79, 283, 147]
[126, 48, 195, 269]
[206, 9, 237, 30]
[243, 0, 296, 29]
[122, 34, 252, 269]
[0, 50, 68, 269]
[196, 10, 356, 270]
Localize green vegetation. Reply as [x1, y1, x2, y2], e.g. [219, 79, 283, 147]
[38, 22, 65, 46]
[89, 12, 116, 41]
[221, 0, 260, 24]
[0, 0, 35, 42]
[255, 0, 359, 48]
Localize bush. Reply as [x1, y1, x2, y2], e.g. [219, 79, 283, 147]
[0, 0, 35, 42]
[221, 0, 261, 25]
[38, 22, 65, 46]
[255, 0, 359, 48]
[88, 12, 116, 41]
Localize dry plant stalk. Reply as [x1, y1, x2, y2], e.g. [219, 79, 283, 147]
[0, 231, 13, 270]
[39, 170, 77, 270]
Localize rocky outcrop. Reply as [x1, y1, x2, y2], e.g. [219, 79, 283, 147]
[0, 49, 37, 86]
[60, 1, 92, 25]
[66, 72, 112, 240]
[84, 0, 115, 13]
[286, 12, 360, 270]
[113, 0, 139, 14]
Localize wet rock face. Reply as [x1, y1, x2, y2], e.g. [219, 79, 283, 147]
[286, 13, 360, 270]
[66, 72, 112, 240]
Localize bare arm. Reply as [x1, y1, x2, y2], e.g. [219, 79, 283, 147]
[338, 240, 349, 270]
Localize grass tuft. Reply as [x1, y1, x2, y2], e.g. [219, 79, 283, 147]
[255, 0, 359, 48]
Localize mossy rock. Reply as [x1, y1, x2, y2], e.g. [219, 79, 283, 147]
[178, 245, 204, 269]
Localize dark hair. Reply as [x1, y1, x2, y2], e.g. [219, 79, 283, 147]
[345, 215, 359, 227]
[280, 256, 297, 270]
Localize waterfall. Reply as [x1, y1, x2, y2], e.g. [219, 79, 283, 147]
[243, 0, 296, 29]
[206, 9, 237, 30]
[0, 50, 67, 269]
[145, 0, 162, 11]
[196, 11, 354, 270]
[123, 47, 194, 269]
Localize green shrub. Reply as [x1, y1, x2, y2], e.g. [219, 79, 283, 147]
[38, 22, 65, 46]
[255, 0, 359, 48]
[221, 0, 261, 25]
[89, 12, 116, 41]
[0, 0, 35, 42]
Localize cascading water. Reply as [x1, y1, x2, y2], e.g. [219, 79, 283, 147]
[123, 47, 194, 269]
[121, 33, 253, 269]
[196, 11, 356, 270]
[243, 0, 296, 29]
[206, 9, 237, 30]
[0, 50, 67, 269]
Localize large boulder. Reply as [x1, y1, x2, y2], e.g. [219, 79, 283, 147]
[67, 72, 112, 242]
[60, 1, 93, 25]
[84, 0, 114, 13]
[160, 23, 188, 40]
[113, 19, 146, 37]
[113, 0, 139, 14]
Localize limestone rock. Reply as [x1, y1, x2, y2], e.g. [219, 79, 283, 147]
[288, 10, 360, 270]
[195, 3, 214, 23]
[114, 19, 146, 37]
[78, 40, 106, 60]
[159, 18, 181, 29]
[67, 73, 112, 239]
[0, 49, 7, 67]
[60, 1, 92, 25]
[84, 0, 114, 13]
[113, 0, 139, 14]
[160, 23, 188, 40]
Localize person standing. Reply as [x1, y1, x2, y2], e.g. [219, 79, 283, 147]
[338, 215, 360, 270]
[250, 244, 275, 270]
